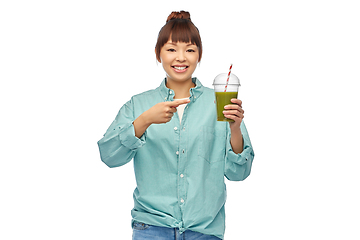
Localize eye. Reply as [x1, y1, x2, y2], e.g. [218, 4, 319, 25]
[167, 48, 176, 52]
[187, 49, 195, 52]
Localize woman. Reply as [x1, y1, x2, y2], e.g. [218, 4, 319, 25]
[98, 11, 254, 240]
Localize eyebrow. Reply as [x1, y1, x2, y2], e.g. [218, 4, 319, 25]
[166, 42, 196, 47]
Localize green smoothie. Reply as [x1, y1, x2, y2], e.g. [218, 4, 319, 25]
[215, 92, 238, 122]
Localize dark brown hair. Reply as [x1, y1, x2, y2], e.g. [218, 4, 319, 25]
[155, 11, 202, 62]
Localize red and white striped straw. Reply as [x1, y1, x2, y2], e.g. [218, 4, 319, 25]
[224, 64, 233, 92]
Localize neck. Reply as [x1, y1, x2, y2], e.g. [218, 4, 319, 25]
[166, 78, 195, 99]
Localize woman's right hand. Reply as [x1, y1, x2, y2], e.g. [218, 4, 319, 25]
[145, 98, 190, 124]
[133, 98, 190, 138]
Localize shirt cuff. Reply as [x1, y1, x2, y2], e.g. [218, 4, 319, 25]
[226, 144, 248, 166]
[118, 123, 146, 150]
[226, 131, 248, 165]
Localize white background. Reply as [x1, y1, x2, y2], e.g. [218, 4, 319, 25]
[1, 0, 359, 239]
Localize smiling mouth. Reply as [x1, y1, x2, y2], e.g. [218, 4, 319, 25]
[172, 66, 188, 70]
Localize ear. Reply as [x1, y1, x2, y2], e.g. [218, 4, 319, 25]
[155, 48, 161, 63]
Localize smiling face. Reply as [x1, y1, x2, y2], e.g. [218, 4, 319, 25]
[159, 40, 199, 84]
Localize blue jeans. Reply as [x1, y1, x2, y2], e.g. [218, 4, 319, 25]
[132, 222, 222, 240]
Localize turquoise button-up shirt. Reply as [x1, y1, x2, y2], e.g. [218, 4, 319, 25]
[97, 78, 254, 239]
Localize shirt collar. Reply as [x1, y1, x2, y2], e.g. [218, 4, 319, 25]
[158, 77, 204, 102]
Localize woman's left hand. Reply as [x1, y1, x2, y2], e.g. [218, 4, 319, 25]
[223, 99, 244, 129]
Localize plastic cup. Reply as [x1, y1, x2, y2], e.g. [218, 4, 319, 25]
[213, 73, 241, 122]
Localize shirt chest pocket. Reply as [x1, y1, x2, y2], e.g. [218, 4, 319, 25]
[198, 126, 226, 164]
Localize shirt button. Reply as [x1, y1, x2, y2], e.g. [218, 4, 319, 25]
[169, 90, 173, 94]
[181, 199, 184, 203]
[174, 127, 178, 131]
[182, 149, 185, 154]
[176, 151, 179, 155]
[180, 174, 184, 178]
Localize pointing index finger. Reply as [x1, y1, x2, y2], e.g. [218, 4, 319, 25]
[168, 99, 191, 107]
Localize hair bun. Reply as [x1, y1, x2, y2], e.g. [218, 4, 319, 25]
[166, 11, 191, 22]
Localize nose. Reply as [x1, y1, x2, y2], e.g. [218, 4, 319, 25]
[176, 51, 186, 62]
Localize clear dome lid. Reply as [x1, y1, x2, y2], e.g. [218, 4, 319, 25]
[213, 73, 240, 86]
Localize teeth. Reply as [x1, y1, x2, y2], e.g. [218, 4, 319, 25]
[174, 66, 186, 70]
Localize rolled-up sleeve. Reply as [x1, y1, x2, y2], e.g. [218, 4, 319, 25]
[97, 99, 146, 168]
[224, 121, 255, 181]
